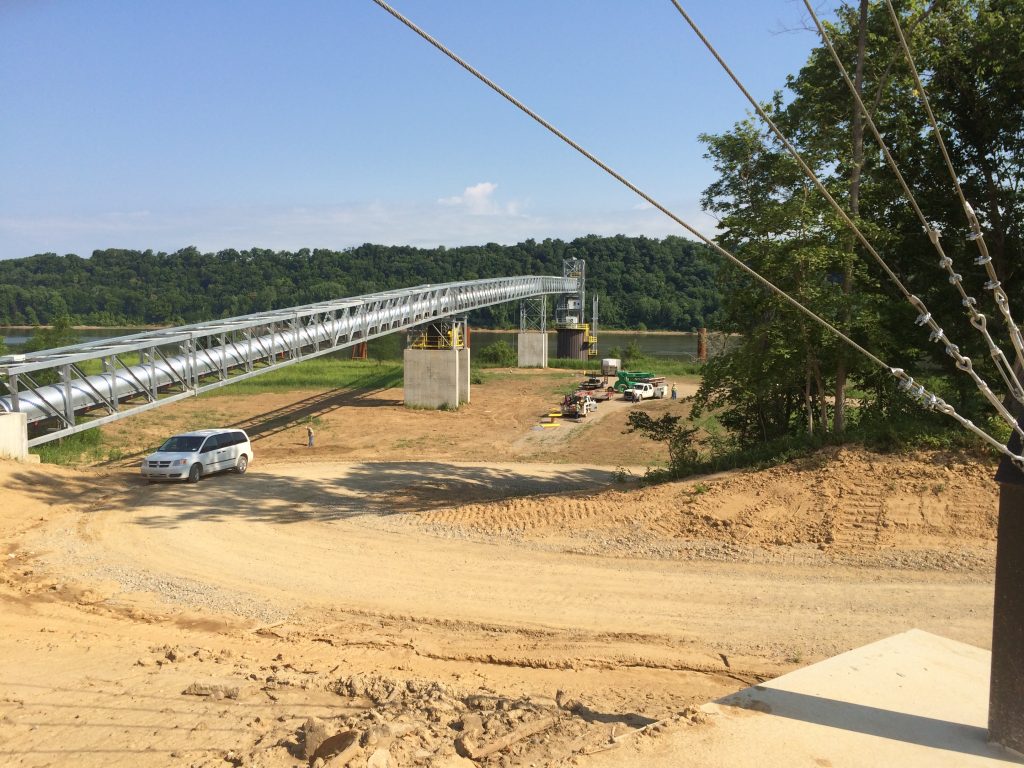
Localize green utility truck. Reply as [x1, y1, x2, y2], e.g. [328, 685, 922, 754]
[613, 370, 658, 392]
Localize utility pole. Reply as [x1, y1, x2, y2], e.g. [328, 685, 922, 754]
[991, 451, 1024, 752]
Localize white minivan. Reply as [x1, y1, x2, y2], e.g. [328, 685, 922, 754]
[141, 428, 253, 483]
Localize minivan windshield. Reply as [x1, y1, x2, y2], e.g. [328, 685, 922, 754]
[158, 436, 205, 453]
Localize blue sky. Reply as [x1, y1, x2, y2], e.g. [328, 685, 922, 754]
[0, 1, 841, 260]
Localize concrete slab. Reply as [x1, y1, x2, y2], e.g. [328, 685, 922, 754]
[582, 630, 1023, 767]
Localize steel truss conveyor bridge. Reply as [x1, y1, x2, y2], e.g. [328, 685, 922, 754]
[0, 275, 577, 447]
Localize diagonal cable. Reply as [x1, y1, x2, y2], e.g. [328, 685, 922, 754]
[883, 0, 1024, 372]
[368, 0, 1023, 464]
[802, 0, 1024, 410]
[666, 0, 1024, 441]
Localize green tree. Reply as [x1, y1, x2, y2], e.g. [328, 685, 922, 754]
[697, 0, 1021, 447]
[626, 411, 699, 475]
[22, 314, 78, 353]
[475, 339, 517, 367]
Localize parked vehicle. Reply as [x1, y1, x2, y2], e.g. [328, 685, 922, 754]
[141, 428, 253, 483]
[624, 382, 669, 402]
[613, 370, 664, 392]
[560, 393, 598, 418]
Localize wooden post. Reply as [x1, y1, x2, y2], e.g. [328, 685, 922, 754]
[697, 327, 708, 362]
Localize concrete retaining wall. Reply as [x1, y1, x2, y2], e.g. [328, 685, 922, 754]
[517, 332, 548, 368]
[0, 412, 29, 460]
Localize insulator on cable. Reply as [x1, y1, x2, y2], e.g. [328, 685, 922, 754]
[974, 253, 991, 266]
[929, 328, 945, 343]
[926, 228, 941, 245]
[963, 296, 977, 308]
[889, 367, 904, 379]
[925, 394, 938, 409]
[912, 385, 926, 399]
[949, 273, 963, 285]
[984, 280, 1001, 291]
[898, 376, 914, 391]
[944, 344, 960, 359]
[915, 312, 931, 326]
[938, 256, 953, 269]
[967, 231, 983, 242]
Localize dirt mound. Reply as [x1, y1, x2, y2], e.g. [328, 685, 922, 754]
[398, 448, 998, 571]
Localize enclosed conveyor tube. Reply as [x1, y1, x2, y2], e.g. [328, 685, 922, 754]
[0, 315, 350, 424]
[0, 275, 577, 428]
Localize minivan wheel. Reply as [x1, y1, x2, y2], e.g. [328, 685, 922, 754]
[236, 454, 248, 474]
[188, 464, 202, 483]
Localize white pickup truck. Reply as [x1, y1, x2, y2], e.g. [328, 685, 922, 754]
[624, 382, 669, 402]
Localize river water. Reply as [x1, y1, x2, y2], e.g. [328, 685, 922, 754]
[2, 327, 723, 362]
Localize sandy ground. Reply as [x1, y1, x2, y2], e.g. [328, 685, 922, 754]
[0, 370, 1000, 767]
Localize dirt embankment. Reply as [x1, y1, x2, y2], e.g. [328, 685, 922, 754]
[400, 447, 996, 572]
[0, 370, 1000, 767]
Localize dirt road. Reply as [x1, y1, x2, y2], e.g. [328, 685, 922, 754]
[0, 371, 1000, 767]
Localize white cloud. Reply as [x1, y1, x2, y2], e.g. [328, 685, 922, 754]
[438, 181, 504, 215]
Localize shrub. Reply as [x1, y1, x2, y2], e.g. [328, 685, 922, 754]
[475, 339, 517, 368]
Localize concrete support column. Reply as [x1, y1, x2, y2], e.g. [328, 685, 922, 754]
[404, 347, 467, 410]
[0, 412, 29, 461]
[517, 332, 548, 368]
[458, 347, 470, 405]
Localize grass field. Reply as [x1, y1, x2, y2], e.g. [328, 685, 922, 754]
[200, 357, 403, 395]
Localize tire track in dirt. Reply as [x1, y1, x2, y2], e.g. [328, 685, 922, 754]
[385, 448, 998, 571]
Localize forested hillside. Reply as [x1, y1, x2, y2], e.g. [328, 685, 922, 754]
[0, 235, 719, 331]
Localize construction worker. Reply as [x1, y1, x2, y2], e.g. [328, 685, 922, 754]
[671, 383, 678, 400]
[307, 424, 315, 447]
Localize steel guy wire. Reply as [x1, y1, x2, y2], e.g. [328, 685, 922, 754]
[802, 0, 1024, 414]
[368, 0, 1024, 465]
[883, 0, 1024, 373]
[667, 0, 1024, 443]
[372, 0, 1024, 462]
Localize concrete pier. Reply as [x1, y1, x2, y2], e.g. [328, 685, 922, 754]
[517, 332, 548, 368]
[403, 347, 470, 409]
[556, 327, 587, 360]
[0, 412, 28, 460]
